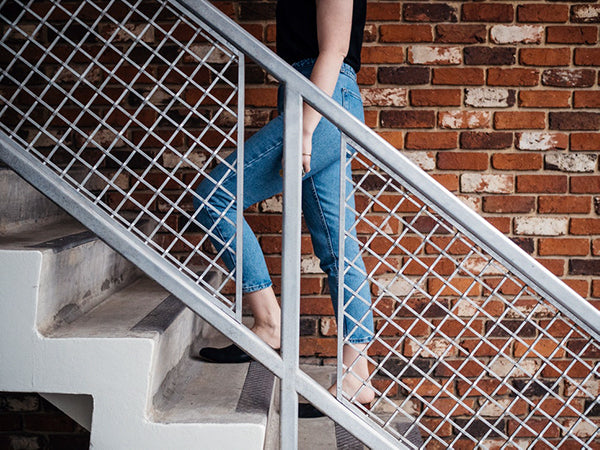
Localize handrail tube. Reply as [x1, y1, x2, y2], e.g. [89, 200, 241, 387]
[0, 130, 401, 450]
[174, 0, 600, 341]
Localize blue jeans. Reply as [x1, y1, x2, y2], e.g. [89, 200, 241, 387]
[194, 58, 374, 344]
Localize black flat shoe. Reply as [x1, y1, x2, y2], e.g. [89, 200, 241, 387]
[198, 343, 252, 364]
[298, 401, 373, 419]
[298, 402, 325, 418]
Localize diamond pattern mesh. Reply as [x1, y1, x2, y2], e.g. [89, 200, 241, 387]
[0, 0, 242, 311]
[341, 139, 600, 448]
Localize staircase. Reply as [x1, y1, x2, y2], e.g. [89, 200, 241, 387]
[0, 166, 276, 449]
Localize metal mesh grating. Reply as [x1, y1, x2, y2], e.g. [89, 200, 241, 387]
[340, 138, 600, 448]
[0, 0, 243, 313]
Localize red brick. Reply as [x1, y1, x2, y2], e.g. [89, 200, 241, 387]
[487, 216, 512, 233]
[539, 238, 589, 256]
[574, 91, 600, 108]
[594, 239, 600, 256]
[547, 26, 598, 45]
[299, 337, 336, 357]
[593, 280, 600, 297]
[361, 46, 405, 64]
[380, 110, 435, 128]
[507, 418, 561, 438]
[574, 48, 600, 66]
[265, 24, 276, 43]
[483, 196, 535, 213]
[462, 3, 514, 22]
[538, 195, 591, 214]
[438, 111, 490, 129]
[379, 24, 432, 43]
[377, 131, 404, 149]
[410, 89, 461, 106]
[494, 111, 546, 130]
[519, 48, 571, 66]
[357, 66, 377, 85]
[367, 2, 401, 21]
[435, 24, 487, 44]
[571, 219, 600, 235]
[571, 133, 600, 151]
[300, 297, 334, 315]
[516, 175, 568, 193]
[571, 176, 600, 193]
[492, 153, 543, 171]
[364, 110, 378, 128]
[542, 69, 596, 88]
[517, 4, 569, 23]
[405, 131, 458, 150]
[432, 68, 484, 85]
[549, 112, 600, 130]
[519, 90, 571, 108]
[487, 68, 539, 86]
[403, 3, 457, 23]
[437, 152, 488, 170]
[461, 132, 513, 150]
[464, 46, 516, 66]
[536, 258, 565, 276]
[432, 174, 459, 191]
[243, 88, 278, 107]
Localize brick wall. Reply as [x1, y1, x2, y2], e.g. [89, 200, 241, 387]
[214, 0, 600, 358]
[0, 393, 89, 450]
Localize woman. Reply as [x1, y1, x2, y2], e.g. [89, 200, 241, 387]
[194, 0, 375, 416]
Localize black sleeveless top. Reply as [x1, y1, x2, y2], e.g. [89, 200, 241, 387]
[276, 0, 367, 73]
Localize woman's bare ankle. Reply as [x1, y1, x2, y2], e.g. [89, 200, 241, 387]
[251, 323, 281, 350]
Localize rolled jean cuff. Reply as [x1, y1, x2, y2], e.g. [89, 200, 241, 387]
[242, 279, 273, 294]
[346, 335, 374, 344]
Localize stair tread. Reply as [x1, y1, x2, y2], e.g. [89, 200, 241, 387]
[0, 218, 89, 250]
[153, 357, 270, 425]
[48, 277, 173, 339]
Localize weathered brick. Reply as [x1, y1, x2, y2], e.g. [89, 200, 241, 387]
[461, 132, 513, 149]
[366, 2, 401, 21]
[438, 111, 490, 129]
[410, 89, 461, 106]
[487, 68, 539, 86]
[571, 5, 600, 23]
[542, 69, 596, 88]
[483, 196, 535, 213]
[571, 218, 600, 235]
[462, 3, 514, 23]
[378, 66, 430, 85]
[461, 173, 513, 194]
[435, 24, 486, 44]
[404, 3, 457, 22]
[516, 175, 568, 193]
[492, 153, 543, 171]
[432, 68, 484, 85]
[571, 133, 600, 151]
[518, 4, 569, 23]
[379, 24, 432, 43]
[574, 48, 600, 66]
[516, 132, 568, 151]
[407, 45, 462, 65]
[404, 150, 435, 170]
[574, 91, 600, 108]
[549, 112, 600, 131]
[494, 111, 546, 130]
[570, 259, 600, 276]
[361, 46, 405, 64]
[539, 195, 591, 214]
[539, 238, 589, 256]
[519, 48, 571, 66]
[380, 110, 435, 128]
[464, 88, 515, 108]
[546, 154, 597, 173]
[547, 26, 598, 45]
[405, 131, 458, 150]
[571, 175, 600, 193]
[361, 88, 407, 107]
[464, 47, 516, 66]
[514, 217, 568, 236]
[437, 152, 488, 170]
[519, 90, 571, 108]
[490, 25, 544, 44]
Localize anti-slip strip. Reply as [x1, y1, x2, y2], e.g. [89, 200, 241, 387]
[236, 361, 275, 415]
[131, 294, 186, 334]
[27, 230, 96, 253]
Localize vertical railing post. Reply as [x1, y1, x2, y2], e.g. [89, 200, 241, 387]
[235, 51, 245, 322]
[280, 84, 303, 449]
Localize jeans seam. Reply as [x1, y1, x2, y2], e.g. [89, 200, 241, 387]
[221, 136, 283, 188]
[308, 176, 337, 275]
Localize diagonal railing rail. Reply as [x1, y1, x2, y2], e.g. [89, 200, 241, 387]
[1, 0, 599, 448]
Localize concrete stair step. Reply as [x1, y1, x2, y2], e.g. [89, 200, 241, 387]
[0, 218, 140, 333]
[0, 167, 71, 234]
